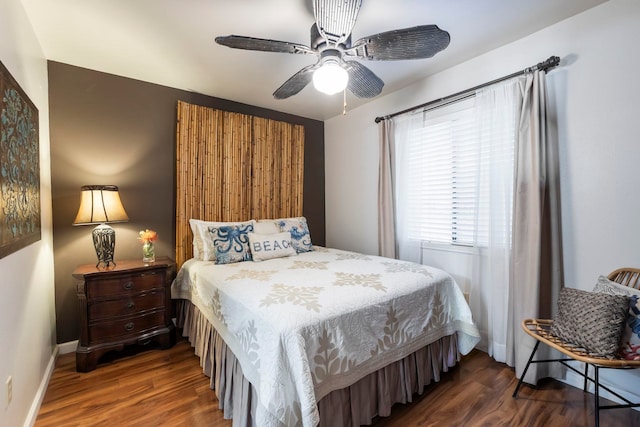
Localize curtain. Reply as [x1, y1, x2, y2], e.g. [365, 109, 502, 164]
[509, 71, 563, 382]
[469, 78, 519, 363]
[377, 119, 396, 258]
[380, 70, 562, 384]
[175, 101, 305, 268]
[389, 111, 423, 263]
[470, 70, 562, 383]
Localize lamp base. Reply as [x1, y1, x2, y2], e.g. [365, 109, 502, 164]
[92, 223, 116, 268]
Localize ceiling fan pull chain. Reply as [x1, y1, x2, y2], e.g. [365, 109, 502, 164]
[343, 89, 347, 115]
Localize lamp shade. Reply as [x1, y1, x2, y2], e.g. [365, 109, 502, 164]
[73, 185, 129, 268]
[73, 185, 129, 225]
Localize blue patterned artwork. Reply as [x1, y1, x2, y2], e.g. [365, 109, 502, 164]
[0, 61, 40, 258]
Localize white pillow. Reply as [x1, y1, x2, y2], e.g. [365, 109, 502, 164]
[593, 275, 640, 297]
[188, 219, 204, 259]
[189, 219, 255, 261]
[190, 218, 220, 260]
[248, 231, 296, 261]
[253, 221, 280, 235]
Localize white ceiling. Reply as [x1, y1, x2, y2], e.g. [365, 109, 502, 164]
[20, 0, 608, 121]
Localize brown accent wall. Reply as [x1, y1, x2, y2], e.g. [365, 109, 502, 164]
[49, 61, 325, 344]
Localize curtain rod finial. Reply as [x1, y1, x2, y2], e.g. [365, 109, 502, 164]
[537, 56, 560, 72]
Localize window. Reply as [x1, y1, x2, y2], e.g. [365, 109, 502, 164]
[398, 96, 514, 248]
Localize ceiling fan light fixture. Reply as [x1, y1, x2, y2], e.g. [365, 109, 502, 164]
[216, 2, 450, 100]
[312, 59, 348, 95]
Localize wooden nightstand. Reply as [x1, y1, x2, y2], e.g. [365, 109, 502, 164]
[73, 256, 176, 372]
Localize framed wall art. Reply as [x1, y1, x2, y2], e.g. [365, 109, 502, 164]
[0, 61, 40, 258]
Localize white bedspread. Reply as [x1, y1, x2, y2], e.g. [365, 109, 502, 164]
[171, 247, 480, 427]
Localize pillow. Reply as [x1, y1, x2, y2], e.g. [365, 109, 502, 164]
[268, 216, 312, 253]
[593, 275, 640, 360]
[593, 275, 639, 297]
[192, 219, 255, 261]
[253, 221, 280, 235]
[190, 218, 228, 260]
[204, 223, 254, 264]
[550, 287, 629, 358]
[248, 232, 297, 261]
[188, 219, 204, 259]
[625, 296, 640, 360]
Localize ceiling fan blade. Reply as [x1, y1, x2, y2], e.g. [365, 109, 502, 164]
[346, 25, 450, 60]
[216, 35, 314, 55]
[313, 0, 362, 45]
[273, 63, 319, 99]
[345, 61, 384, 98]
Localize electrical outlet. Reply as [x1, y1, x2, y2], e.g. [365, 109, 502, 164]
[6, 376, 12, 406]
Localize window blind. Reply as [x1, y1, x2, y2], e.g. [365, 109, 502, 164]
[403, 98, 489, 246]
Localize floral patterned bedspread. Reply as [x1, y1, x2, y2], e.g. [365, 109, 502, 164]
[171, 247, 480, 427]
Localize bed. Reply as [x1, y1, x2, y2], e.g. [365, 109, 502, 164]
[171, 218, 480, 427]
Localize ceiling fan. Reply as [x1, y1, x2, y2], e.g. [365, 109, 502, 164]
[215, 0, 450, 99]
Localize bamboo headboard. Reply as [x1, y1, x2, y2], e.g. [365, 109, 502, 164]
[174, 101, 305, 268]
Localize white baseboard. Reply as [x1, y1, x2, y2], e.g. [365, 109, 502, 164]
[57, 340, 78, 355]
[563, 367, 640, 411]
[23, 346, 57, 427]
[23, 341, 78, 427]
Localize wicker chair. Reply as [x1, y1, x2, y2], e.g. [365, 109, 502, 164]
[512, 268, 640, 427]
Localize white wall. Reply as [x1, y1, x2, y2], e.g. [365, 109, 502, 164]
[326, 0, 640, 400]
[0, 1, 55, 426]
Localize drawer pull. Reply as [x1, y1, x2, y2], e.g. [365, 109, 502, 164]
[124, 322, 135, 331]
[123, 282, 134, 290]
[126, 301, 135, 309]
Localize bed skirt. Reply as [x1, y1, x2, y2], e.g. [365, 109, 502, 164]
[175, 299, 460, 427]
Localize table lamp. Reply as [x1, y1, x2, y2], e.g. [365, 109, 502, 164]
[73, 185, 129, 268]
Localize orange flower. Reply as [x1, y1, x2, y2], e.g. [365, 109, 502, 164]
[138, 229, 158, 244]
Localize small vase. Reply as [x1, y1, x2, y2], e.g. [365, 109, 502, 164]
[142, 241, 155, 263]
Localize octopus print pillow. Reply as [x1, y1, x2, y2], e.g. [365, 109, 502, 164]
[194, 219, 255, 261]
[273, 216, 313, 253]
[205, 223, 255, 264]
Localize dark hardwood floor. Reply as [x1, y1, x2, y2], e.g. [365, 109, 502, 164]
[35, 338, 640, 427]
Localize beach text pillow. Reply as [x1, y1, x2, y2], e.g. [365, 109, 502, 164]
[249, 232, 296, 261]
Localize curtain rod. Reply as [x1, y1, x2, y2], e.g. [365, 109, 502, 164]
[374, 55, 560, 123]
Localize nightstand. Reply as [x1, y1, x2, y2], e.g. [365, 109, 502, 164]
[73, 256, 176, 372]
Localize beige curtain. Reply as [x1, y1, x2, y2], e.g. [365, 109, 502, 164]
[376, 70, 562, 383]
[377, 119, 396, 258]
[175, 101, 305, 268]
[509, 70, 563, 383]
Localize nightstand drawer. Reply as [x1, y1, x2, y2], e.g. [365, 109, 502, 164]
[74, 257, 176, 371]
[89, 310, 165, 342]
[87, 271, 164, 299]
[88, 291, 164, 321]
